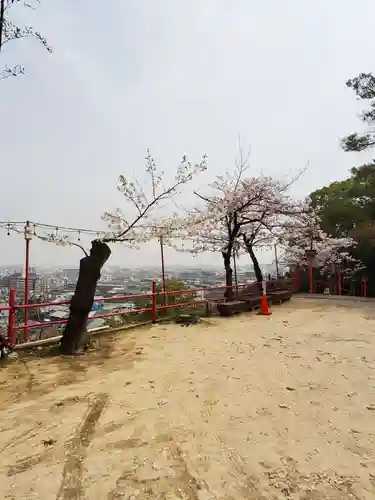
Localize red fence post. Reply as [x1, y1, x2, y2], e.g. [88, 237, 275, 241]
[24, 221, 32, 343]
[309, 263, 313, 293]
[152, 280, 157, 324]
[292, 267, 300, 292]
[362, 277, 367, 298]
[305, 250, 316, 294]
[8, 288, 16, 347]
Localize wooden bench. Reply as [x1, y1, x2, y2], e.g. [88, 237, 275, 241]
[240, 282, 263, 310]
[217, 283, 263, 316]
[266, 279, 292, 304]
[217, 300, 250, 317]
[217, 279, 292, 317]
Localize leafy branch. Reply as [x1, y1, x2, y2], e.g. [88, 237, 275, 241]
[341, 73, 375, 152]
[0, 0, 51, 79]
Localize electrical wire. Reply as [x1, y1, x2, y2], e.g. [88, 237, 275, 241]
[0, 219, 169, 236]
[0, 220, 107, 238]
[0, 219, 169, 244]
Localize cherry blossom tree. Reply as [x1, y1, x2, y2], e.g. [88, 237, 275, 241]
[164, 144, 306, 296]
[241, 220, 278, 282]
[51, 150, 207, 355]
[280, 208, 356, 274]
[236, 181, 306, 282]
[161, 143, 253, 295]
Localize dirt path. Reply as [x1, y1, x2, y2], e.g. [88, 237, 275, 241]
[1, 298, 375, 499]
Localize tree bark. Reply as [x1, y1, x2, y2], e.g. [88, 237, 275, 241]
[243, 239, 263, 283]
[222, 250, 234, 300]
[60, 240, 111, 355]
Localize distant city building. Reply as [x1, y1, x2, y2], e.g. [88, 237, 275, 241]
[21, 267, 37, 280]
[0, 268, 40, 296]
[62, 268, 79, 283]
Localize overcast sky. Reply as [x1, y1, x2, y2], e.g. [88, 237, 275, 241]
[0, 0, 374, 270]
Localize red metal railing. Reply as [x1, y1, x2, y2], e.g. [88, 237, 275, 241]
[0, 281, 248, 347]
[292, 267, 369, 297]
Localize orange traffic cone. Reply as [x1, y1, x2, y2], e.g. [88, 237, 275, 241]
[258, 293, 272, 316]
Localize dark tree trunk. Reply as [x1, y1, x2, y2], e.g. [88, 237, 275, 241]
[222, 250, 234, 300]
[60, 240, 111, 355]
[244, 239, 263, 283]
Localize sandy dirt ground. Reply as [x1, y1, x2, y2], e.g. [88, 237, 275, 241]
[1, 297, 375, 499]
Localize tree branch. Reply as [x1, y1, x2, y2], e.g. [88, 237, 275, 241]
[69, 242, 89, 257]
[103, 153, 207, 243]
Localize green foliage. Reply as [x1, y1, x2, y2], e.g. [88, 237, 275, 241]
[139, 279, 199, 321]
[336, 70, 375, 286]
[341, 73, 375, 152]
[104, 280, 200, 328]
[309, 162, 375, 293]
[310, 162, 375, 236]
[158, 280, 198, 305]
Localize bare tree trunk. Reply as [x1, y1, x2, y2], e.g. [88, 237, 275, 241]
[243, 239, 263, 283]
[222, 250, 234, 300]
[60, 240, 111, 355]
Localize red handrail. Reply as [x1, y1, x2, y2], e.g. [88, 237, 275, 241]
[13, 291, 154, 310]
[158, 283, 247, 296]
[157, 300, 207, 311]
[2, 280, 255, 346]
[0, 284, 246, 314]
[8, 288, 16, 346]
[11, 306, 155, 330]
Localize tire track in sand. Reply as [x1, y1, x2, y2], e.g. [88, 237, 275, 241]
[56, 393, 109, 500]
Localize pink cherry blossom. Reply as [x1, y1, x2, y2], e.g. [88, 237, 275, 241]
[279, 208, 358, 274]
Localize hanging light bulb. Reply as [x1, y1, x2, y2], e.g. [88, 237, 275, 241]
[24, 222, 33, 241]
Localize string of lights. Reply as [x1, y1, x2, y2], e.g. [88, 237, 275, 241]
[0, 220, 107, 239]
[0, 219, 169, 242]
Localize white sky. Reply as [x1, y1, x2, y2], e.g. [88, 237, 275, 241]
[0, 0, 374, 270]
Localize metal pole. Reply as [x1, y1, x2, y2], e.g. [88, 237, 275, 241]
[232, 245, 238, 297]
[293, 266, 300, 293]
[363, 278, 367, 298]
[159, 235, 167, 305]
[8, 287, 16, 347]
[24, 238, 30, 341]
[24, 221, 32, 342]
[305, 249, 316, 295]
[151, 280, 157, 324]
[274, 244, 279, 278]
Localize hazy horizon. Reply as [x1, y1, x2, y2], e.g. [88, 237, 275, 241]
[0, 259, 272, 272]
